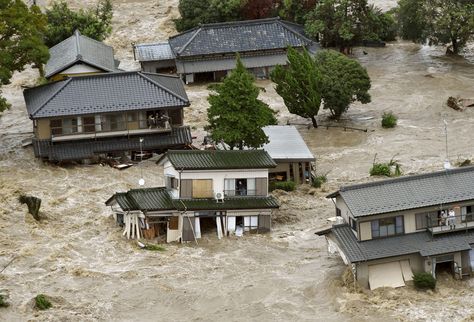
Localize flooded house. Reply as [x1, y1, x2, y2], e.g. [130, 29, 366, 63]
[262, 125, 315, 184]
[105, 150, 280, 243]
[318, 166, 474, 290]
[23, 71, 192, 162]
[45, 30, 119, 81]
[133, 17, 319, 83]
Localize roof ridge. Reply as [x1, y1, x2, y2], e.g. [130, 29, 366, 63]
[339, 166, 474, 193]
[176, 27, 202, 56]
[138, 72, 189, 104]
[30, 78, 73, 117]
[276, 20, 313, 45]
[80, 57, 115, 72]
[136, 41, 170, 47]
[140, 72, 180, 79]
[74, 29, 81, 59]
[198, 17, 280, 29]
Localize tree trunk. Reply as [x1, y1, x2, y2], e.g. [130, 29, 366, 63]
[310, 116, 318, 128]
[451, 38, 459, 55]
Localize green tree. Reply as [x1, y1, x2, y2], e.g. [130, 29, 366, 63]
[398, 0, 474, 54]
[174, 0, 242, 32]
[0, 0, 49, 114]
[44, 0, 113, 47]
[316, 50, 371, 119]
[271, 47, 322, 127]
[279, 0, 317, 24]
[206, 56, 277, 149]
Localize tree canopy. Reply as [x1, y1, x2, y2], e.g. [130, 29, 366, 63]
[271, 49, 371, 125]
[271, 47, 322, 127]
[206, 56, 277, 150]
[44, 0, 113, 47]
[0, 0, 49, 114]
[397, 0, 474, 54]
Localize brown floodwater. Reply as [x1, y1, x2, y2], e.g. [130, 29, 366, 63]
[1, 0, 474, 321]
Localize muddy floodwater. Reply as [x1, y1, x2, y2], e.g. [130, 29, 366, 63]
[1, 0, 474, 321]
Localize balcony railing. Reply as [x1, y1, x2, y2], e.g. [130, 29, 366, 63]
[50, 118, 171, 142]
[224, 189, 258, 197]
[427, 213, 474, 235]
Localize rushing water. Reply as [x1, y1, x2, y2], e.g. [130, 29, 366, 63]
[1, 0, 474, 321]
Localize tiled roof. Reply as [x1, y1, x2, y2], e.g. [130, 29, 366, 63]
[160, 150, 277, 170]
[169, 17, 314, 57]
[262, 125, 315, 162]
[33, 127, 192, 161]
[106, 188, 279, 212]
[329, 224, 474, 263]
[175, 196, 279, 211]
[45, 30, 117, 78]
[24, 72, 189, 119]
[134, 42, 175, 61]
[327, 166, 474, 217]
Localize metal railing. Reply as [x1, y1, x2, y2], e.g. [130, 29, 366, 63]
[224, 189, 258, 197]
[427, 213, 474, 234]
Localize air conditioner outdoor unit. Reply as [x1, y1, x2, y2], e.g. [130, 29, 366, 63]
[215, 192, 224, 203]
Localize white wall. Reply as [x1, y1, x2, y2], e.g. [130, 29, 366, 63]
[61, 63, 102, 75]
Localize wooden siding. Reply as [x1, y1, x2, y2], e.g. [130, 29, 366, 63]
[192, 179, 213, 198]
[255, 177, 268, 196]
[180, 179, 193, 198]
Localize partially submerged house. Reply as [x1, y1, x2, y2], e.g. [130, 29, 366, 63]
[45, 30, 119, 81]
[134, 17, 319, 83]
[318, 166, 474, 290]
[262, 125, 315, 184]
[105, 150, 280, 243]
[24, 71, 191, 162]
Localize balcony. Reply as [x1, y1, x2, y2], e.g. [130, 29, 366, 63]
[224, 189, 258, 197]
[51, 118, 171, 142]
[427, 214, 474, 235]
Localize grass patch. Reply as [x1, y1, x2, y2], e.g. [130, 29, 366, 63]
[35, 294, 52, 310]
[381, 112, 397, 128]
[413, 272, 436, 290]
[0, 294, 9, 308]
[271, 181, 296, 192]
[143, 244, 166, 252]
[312, 174, 328, 188]
[370, 155, 402, 177]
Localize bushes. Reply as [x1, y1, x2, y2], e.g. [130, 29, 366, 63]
[0, 294, 9, 308]
[312, 174, 327, 188]
[382, 112, 397, 128]
[413, 272, 436, 290]
[370, 156, 402, 177]
[272, 181, 296, 192]
[35, 294, 52, 310]
[143, 244, 166, 252]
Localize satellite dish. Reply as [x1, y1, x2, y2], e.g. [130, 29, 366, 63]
[139, 178, 145, 186]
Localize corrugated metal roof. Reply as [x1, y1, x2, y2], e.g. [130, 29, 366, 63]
[33, 127, 192, 161]
[169, 17, 314, 57]
[175, 196, 279, 211]
[45, 30, 117, 78]
[329, 224, 474, 263]
[24, 71, 189, 118]
[135, 42, 175, 61]
[262, 126, 315, 162]
[176, 53, 288, 74]
[160, 150, 277, 170]
[328, 166, 474, 218]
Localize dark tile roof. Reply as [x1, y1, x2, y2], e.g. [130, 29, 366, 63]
[329, 224, 474, 263]
[45, 30, 117, 78]
[134, 42, 175, 61]
[33, 127, 192, 161]
[106, 188, 279, 212]
[327, 166, 474, 218]
[175, 196, 279, 211]
[168, 17, 314, 57]
[24, 72, 189, 119]
[160, 150, 277, 170]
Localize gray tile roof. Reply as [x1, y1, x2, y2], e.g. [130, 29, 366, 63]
[134, 42, 175, 61]
[33, 127, 192, 161]
[169, 17, 314, 57]
[159, 150, 277, 170]
[45, 30, 117, 78]
[24, 72, 189, 119]
[262, 126, 315, 162]
[328, 166, 474, 218]
[329, 224, 474, 263]
[106, 187, 279, 212]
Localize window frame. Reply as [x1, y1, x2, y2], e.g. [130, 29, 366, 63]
[371, 215, 404, 239]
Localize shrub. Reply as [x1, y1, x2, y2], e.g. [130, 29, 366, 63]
[272, 181, 296, 192]
[35, 294, 52, 310]
[0, 294, 9, 308]
[370, 163, 391, 176]
[413, 272, 436, 290]
[143, 244, 166, 251]
[382, 112, 397, 128]
[312, 174, 327, 188]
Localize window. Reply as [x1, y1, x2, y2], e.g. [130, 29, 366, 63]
[415, 211, 438, 230]
[166, 176, 178, 189]
[192, 179, 213, 198]
[50, 118, 78, 135]
[462, 205, 474, 222]
[336, 207, 342, 217]
[224, 178, 256, 196]
[350, 217, 357, 232]
[50, 119, 62, 135]
[371, 216, 404, 238]
[83, 116, 95, 133]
